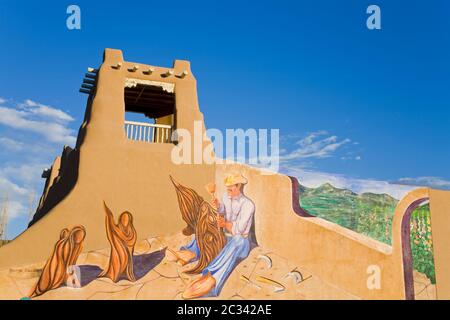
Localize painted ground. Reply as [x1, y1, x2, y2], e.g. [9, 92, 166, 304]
[0, 232, 358, 300]
[0, 232, 435, 300]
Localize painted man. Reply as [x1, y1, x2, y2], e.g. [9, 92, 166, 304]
[178, 173, 255, 299]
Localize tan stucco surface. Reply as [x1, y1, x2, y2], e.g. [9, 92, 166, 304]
[0, 232, 359, 300]
[215, 163, 437, 299]
[429, 189, 450, 299]
[0, 49, 214, 268]
[0, 48, 449, 300]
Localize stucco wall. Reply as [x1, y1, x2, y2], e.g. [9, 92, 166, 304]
[0, 49, 215, 269]
[215, 162, 416, 299]
[429, 189, 450, 299]
[1, 48, 449, 300]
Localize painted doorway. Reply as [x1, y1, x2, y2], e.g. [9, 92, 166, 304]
[401, 198, 437, 300]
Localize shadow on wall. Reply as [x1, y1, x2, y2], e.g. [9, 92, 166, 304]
[28, 147, 80, 227]
[29, 205, 166, 297]
[133, 249, 166, 280]
[78, 249, 166, 286]
[28, 95, 95, 228]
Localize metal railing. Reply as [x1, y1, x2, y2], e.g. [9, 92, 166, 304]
[124, 120, 172, 143]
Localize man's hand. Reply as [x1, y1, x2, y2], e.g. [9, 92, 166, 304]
[217, 215, 232, 233]
[212, 198, 220, 209]
[217, 214, 225, 228]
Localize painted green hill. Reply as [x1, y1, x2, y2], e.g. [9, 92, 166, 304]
[299, 183, 398, 242]
[298, 182, 436, 283]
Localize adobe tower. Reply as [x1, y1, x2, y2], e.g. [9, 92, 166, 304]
[0, 48, 215, 267]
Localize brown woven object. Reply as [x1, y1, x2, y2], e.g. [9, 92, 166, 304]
[186, 201, 226, 274]
[169, 175, 204, 236]
[99, 201, 137, 283]
[30, 225, 86, 298]
[169, 176, 226, 274]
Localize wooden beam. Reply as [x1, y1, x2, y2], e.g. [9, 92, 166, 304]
[134, 86, 145, 104]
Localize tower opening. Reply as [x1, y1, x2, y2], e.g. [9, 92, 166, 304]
[124, 80, 175, 143]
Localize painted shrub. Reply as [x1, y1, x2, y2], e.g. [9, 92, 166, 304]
[299, 183, 436, 284]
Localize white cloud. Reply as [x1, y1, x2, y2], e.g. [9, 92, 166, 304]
[0, 163, 45, 226]
[19, 99, 74, 122]
[0, 97, 76, 238]
[0, 193, 28, 224]
[392, 176, 450, 190]
[0, 106, 76, 145]
[0, 175, 28, 197]
[3, 201, 27, 220]
[280, 131, 351, 161]
[282, 166, 417, 200]
[0, 137, 24, 151]
[341, 155, 362, 161]
[278, 131, 447, 200]
[2, 163, 48, 185]
[0, 137, 58, 155]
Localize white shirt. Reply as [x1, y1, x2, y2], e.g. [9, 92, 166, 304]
[218, 193, 255, 236]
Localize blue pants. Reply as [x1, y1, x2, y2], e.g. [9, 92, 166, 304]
[180, 235, 250, 296]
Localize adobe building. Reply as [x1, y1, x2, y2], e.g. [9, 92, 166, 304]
[0, 49, 449, 300]
[0, 48, 215, 268]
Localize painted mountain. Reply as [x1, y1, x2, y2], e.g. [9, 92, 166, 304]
[299, 182, 435, 283]
[299, 183, 398, 243]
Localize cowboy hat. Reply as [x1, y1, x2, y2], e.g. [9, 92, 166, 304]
[224, 173, 248, 187]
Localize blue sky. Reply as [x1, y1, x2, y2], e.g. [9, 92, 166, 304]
[0, 0, 449, 238]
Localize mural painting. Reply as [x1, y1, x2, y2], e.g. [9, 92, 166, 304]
[0, 50, 449, 301]
[0, 172, 445, 300]
[29, 226, 86, 298]
[299, 182, 437, 299]
[410, 204, 436, 299]
[170, 174, 255, 299]
[6, 174, 259, 300]
[99, 202, 137, 283]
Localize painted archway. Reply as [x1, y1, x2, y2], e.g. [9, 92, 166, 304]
[392, 188, 430, 300]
